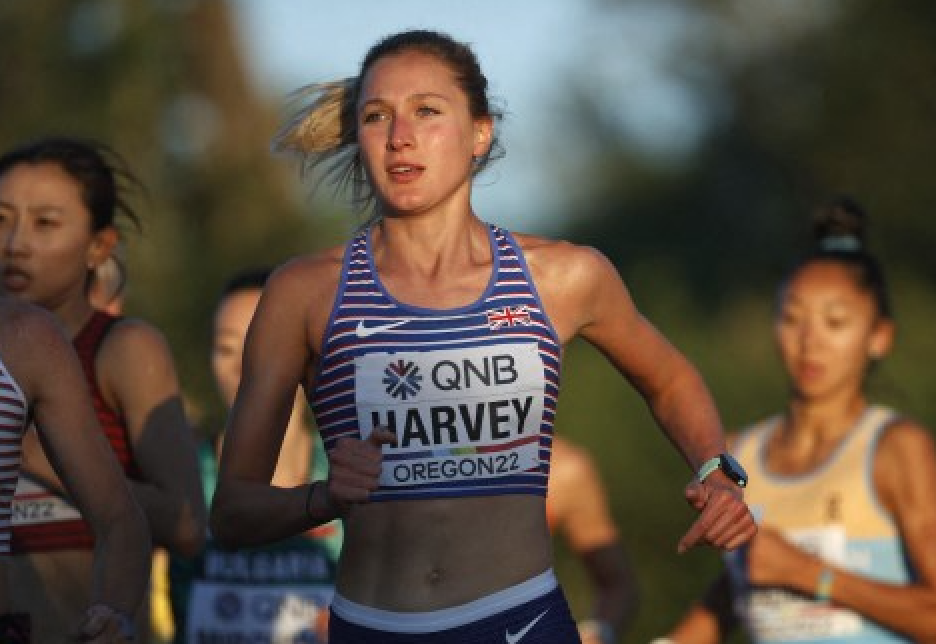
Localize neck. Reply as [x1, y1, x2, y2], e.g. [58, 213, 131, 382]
[51, 296, 97, 339]
[373, 213, 489, 277]
[784, 392, 868, 444]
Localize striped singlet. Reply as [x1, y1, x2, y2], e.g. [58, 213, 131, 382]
[312, 224, 561, 501]
[728, 405, 913, 644]
[11, 311, 140, 552]
[0, 355, 28, 554]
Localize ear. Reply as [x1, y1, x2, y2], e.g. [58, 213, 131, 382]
[869, 318, 895, 360]
[472, 116, 493, 159]
[87, 226, 119, 271]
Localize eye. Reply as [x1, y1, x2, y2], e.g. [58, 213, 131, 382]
[777, 309, 798, 326]
[362, 110, 387, 124]
[36, 216, 60, 229]
[825, 316, 849, 331]
[416, 105, 441, 117]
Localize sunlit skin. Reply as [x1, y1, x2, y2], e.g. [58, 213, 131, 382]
[212, 43, 755, 621]
[357, 50, 491, 221]
[664, 259, 936, 643]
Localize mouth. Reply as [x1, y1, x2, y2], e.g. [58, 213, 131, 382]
[1, 266, 31, 293]
[386, 162, 425, 182]
[795, 361, 824, 381]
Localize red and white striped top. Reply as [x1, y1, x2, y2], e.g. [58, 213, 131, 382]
[0, 355, 28, 554]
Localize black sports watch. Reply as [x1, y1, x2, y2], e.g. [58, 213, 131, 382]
[696, 453, 748, 488]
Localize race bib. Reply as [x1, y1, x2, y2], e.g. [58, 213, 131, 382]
[187, 582, 332, 643]
[12, 477, 81, 526]
[355, 343, 545, 488]
[745, 524, 863, 640]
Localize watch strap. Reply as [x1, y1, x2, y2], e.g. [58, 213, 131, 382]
[696, 455, 723, 483]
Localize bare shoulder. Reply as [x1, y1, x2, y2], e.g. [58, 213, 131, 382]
[0, 298, 64, 345]
[873, 415, 936, 518]
[512, 232, 614, 286]
[876, 416, 935, 469]
[0, 299, 75, 399]
[265, 245, 346, 305]
[511, 231, 629, 342]
[99, 316, 173, 363]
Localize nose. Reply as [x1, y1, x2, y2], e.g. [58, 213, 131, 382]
[2, 218, 29, 257]
[387, 115, 415, 151]
[797, 318, 820, 350]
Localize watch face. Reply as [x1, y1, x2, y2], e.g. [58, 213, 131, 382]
[720, 453, 748, 487]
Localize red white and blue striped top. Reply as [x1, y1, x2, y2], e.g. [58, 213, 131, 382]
[0, 355, 28, 554]
[312, 224, 562, 501]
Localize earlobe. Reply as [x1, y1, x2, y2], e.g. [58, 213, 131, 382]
[472, 117, 493, 158]
[869, 319, 895, 360]
[87, 226, 119, 270]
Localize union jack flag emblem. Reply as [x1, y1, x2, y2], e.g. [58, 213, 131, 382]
[486, 305, 533, 330]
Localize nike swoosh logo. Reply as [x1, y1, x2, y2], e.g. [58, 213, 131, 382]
[505, 609, 549, 644]
[355, 319, 409, 338]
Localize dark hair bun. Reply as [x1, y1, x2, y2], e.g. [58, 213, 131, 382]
[813, 195, 868, 253]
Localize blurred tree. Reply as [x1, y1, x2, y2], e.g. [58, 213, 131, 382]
[0, 0, 345, 432]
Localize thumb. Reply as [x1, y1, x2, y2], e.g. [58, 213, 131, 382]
[368, 426, 397, 447]
[684, 480, 708, 511]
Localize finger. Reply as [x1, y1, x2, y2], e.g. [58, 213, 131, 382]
[680, 494, 755, 553]
[722, 521, 759, 552]
[677, 484, 738, 552]
[701, 506, 753, 550]
[683, 480, 708, 510]
[678, 513, 711, 554]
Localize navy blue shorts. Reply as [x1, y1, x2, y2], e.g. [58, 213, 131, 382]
[329, 586, 580, 643]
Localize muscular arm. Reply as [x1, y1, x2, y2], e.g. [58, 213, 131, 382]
[528, 240, 755, 553]
[211, 256, 340, 547]
[99, 319, 206, 556]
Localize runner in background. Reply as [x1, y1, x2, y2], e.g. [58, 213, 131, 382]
[548, 435, 638, 643]
[0, 137, 206, 641]
[0, 296, 151, 642]
[654, 197, 936, 643]
[162, 268, 340, 642]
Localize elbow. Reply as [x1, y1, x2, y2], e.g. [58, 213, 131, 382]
[163, 498, 207, 557]
[208, 489, 246, 549]
[171, 516, 206, 557]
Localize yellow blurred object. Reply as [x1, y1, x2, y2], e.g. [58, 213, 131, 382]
[150, 548, 175, 643]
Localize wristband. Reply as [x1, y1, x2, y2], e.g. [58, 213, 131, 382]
[578, 619, 615, 643]
[649, 639, 677, 644]
[816, 567, 835, 603]
[83, 604, 135, 640]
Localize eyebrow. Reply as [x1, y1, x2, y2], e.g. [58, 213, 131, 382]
[361, 92, 451, 108]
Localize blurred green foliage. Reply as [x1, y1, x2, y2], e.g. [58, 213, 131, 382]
[3, 1, 935, 642]
[549, 1, 936, 641]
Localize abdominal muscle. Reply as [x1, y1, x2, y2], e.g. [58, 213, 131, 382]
[335, 494, 552, 611]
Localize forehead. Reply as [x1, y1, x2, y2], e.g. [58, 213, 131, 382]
[784, 261, 868, 303]
[359, 50, 460, 102]
[0, 161, 82, 201]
